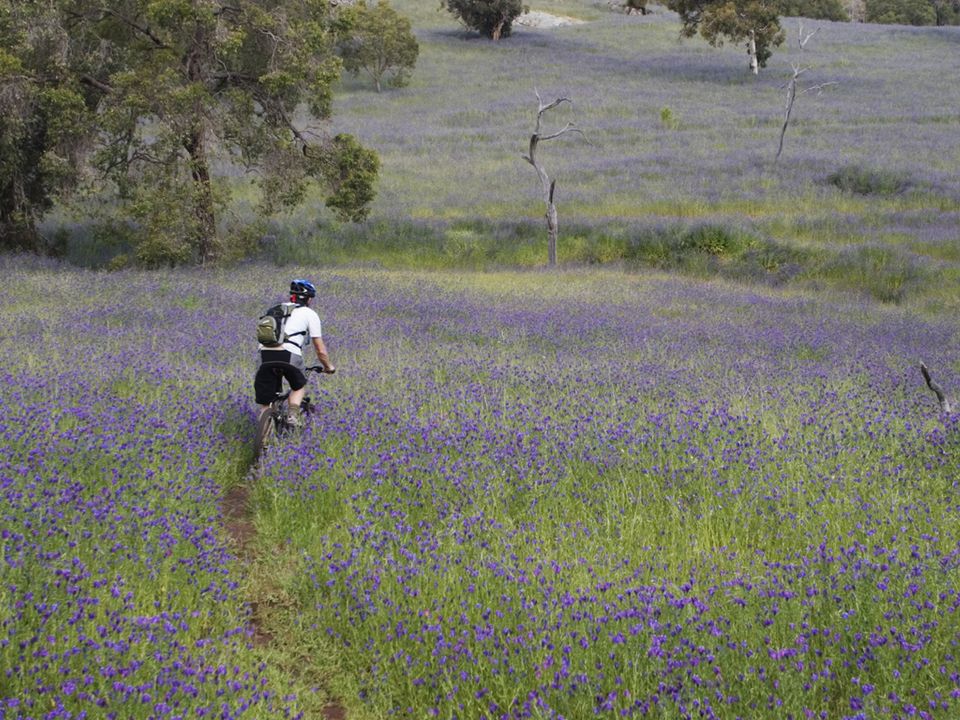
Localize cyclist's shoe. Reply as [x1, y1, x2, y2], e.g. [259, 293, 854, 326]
[285, 404, 304, 430]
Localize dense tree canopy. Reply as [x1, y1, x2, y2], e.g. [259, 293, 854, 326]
[0, 0, 378, 265]
[778, 0, 849, 21]
[668, 0, 786, 71]
[0, 2, 94, 252]
[441, 0, 528, 40]
[335, 0, 419, 92]
[865, 0, 938, 22]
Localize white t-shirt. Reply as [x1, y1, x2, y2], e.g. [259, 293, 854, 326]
[259, 305, 323, 356]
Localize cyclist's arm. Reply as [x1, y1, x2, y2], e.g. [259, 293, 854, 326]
[312, 336, 335, 373]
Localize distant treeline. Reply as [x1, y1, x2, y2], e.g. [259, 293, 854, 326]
[781, 0, 960, 23]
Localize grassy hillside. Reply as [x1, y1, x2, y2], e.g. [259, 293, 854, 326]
[303, 0, 957, 306]
[44, 1, 960, 308]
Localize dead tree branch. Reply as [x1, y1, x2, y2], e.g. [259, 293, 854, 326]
[521, 89, 585, 266]
[920, 362, 953, 416]
[775, 21, 836, 163]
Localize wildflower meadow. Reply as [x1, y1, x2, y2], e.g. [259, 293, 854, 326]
[2, 259, 958, 719]
[5, 1, 960, 719]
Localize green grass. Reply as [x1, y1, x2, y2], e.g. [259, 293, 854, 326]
[37, 0, 960, 314]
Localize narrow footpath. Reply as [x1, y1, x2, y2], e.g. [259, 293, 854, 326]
[221, 469, 347, 720]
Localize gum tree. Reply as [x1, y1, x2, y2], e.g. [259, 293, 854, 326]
[335, 0, 419, 92]
[0, 2, 94, 251]
[0, 0, 378, 265]
[441, 0, 528, 40]
[668, 0, 785, 73]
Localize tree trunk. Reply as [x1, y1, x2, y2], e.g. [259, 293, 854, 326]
[491, 14, 506, 40]
[522, 93, 582, 267]
[184, 126, 218, 264]
[776, 72, 798, 162]
[748, 31, 759, 74]
[546, 180, 558, 266]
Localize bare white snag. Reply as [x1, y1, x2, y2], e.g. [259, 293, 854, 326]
[521, 89, 584, 266]
[921, 362, 953, 416]
[775, 21, 836, 163]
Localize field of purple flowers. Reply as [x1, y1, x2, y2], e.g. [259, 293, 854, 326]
[289, 0, 959, 308]
[0, 261, 305, 719]
[3, 259, 959, 719]
[253, 267, 960, 719]
[327, 0, 960, 228]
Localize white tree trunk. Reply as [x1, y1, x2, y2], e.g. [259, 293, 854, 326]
[522, 91, 583, 267]
[748, 32, 759, 75]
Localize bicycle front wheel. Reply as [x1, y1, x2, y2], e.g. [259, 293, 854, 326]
[254, 408, 277, 460]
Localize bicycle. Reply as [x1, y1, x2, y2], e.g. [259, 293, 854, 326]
[253, 362, 329, 460]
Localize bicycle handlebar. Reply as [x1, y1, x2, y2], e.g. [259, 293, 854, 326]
[305, 364, 334, 374]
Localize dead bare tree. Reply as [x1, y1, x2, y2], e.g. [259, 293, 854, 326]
[920, 362, 953, 416]
[522, 90, 584, 266]
[775, 22, 836, 163]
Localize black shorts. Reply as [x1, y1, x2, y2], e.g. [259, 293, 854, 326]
[254, 350, 307, 405]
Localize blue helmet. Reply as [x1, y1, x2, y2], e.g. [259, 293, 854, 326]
[290, 279, 316, 302]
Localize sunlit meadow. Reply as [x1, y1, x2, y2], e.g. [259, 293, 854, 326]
[9, 1, 960, 718]
[318, 0, 960, 288]
[3, 258, 958, 718]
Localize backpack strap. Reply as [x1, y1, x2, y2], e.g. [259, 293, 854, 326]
[283, 329, 308, 348]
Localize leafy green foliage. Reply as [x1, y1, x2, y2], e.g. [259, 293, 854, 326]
[932, 0, 960, 24]
[315, 134, 381, 223]
[666, 0, 785, 69]
[660, 106, 682, 130]
[0, 2, 93, 250]
[440, 0, 528, 40]
[335, 1, 419, 92]
[865, 0, 938, 23]
[777, 0, 849, 20]
[0, 0, 380, 265]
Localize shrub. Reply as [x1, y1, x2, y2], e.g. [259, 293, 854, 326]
[335, 1, 419, 92]
[440, 0, 528, 40]
[679, 224, 753, 256]
[731, 239, 810, 285]
[826, 165, 911, 196]
[820, 245, 927, 303]
[316, 134, 381, 223]
[660, 106, 681, 130]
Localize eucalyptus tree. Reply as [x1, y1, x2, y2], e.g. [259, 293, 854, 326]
[441, 0, 528, 40]
[0, 1, 95, 251]
[335, 0, 419, 93]
[0, 0, 378, 265]
[866, 0, 937, 23]
[668, 0, 785, 73]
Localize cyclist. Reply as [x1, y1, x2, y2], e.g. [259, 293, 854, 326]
[255, 279, 336, 426]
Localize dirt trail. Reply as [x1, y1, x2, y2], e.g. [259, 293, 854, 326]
[222, 472, 347, 719]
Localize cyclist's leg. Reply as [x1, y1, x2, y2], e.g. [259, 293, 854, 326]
[284, 354, 309, 426]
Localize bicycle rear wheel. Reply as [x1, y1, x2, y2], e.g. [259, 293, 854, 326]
[254, 407, 277, 459]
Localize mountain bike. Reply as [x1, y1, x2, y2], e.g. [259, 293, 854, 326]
[253, 362, 329, 460]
